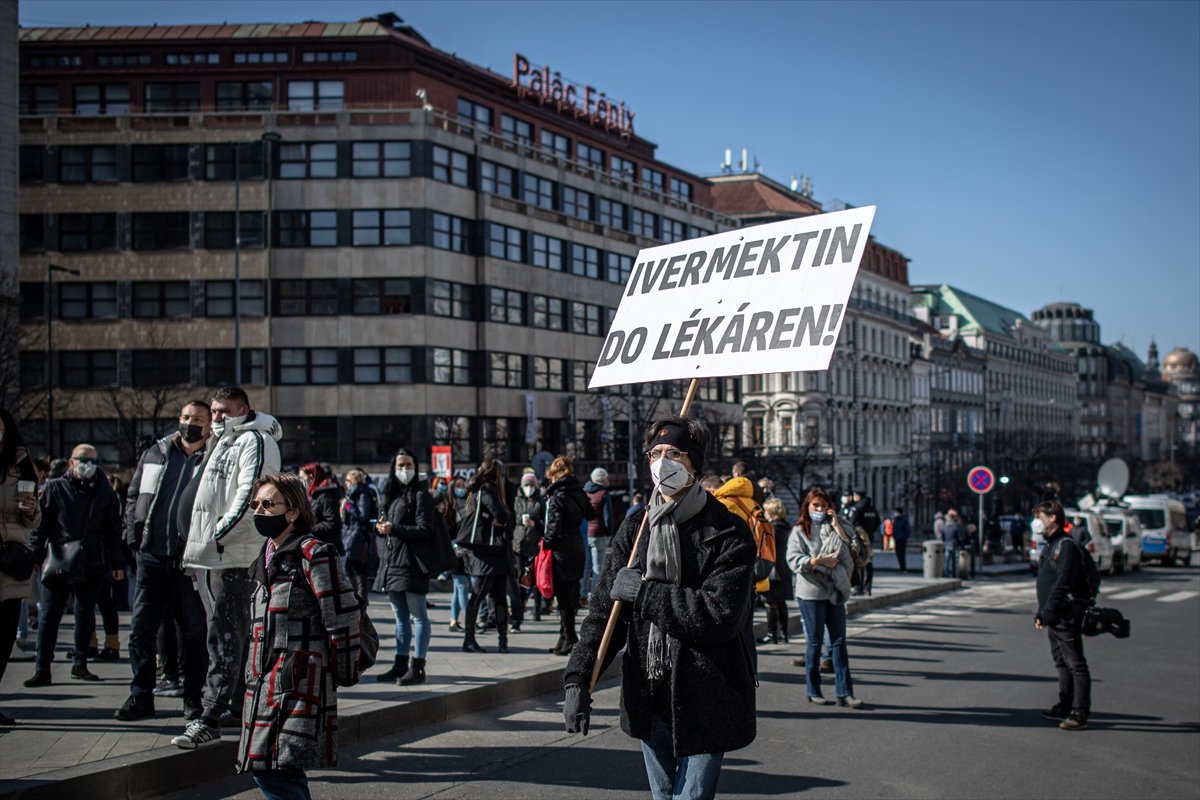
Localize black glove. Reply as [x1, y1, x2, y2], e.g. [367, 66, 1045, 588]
[563, 682, 592, 734]
[610, 567, 643, 604]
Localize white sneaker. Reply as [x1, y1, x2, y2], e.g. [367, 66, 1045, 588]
[171, 719, 220, 749]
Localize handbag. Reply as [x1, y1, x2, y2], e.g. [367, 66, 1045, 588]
[410, 500, 459, 575]
[0, 541, 37, 581]
[41, 539, 85, 586]
[453, 495, 504, 555]
[534, 543, 555, 599]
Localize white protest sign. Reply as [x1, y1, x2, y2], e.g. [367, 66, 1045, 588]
[589, 205, 876, 389]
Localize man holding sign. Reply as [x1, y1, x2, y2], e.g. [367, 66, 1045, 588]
[563, 416, 755, 799]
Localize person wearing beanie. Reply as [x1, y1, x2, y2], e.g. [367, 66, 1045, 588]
[563, 415, 757, 798]
[582, 467, 615, 607]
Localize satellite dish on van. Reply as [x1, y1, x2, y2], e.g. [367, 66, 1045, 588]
[1097, 458, 1130, 500]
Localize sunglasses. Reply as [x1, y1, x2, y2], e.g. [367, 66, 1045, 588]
[249, 499, 289, 512]
[75, 457, 99, 465]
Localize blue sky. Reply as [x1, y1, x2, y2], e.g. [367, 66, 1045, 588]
[20, 0, 1200, 360]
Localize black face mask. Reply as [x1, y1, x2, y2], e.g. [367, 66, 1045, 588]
[253, 513, 291, 539]
[179, 423, 207, 444]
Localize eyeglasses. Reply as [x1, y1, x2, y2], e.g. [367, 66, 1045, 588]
[645, 448, 686, 463]
[249, 499, 288, 512]
[75, 457, 98, 465]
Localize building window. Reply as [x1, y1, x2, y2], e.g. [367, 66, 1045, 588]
[74, 83, 129, 115]
[59, 146, 116, 183]
[204, 211, 265, 249]
[352, 209, 411, 247]
[531, 234, 564, 271]
[630, 208, 658, 239]
[132, 282, 190, 318]
[669, 177, 693, 203]
[480, 160, 516, 197]
[204, 348, 267, 386]
[205, 142, 264, 181]
[488, 288, 524, 325]
[280, 142, 337, 179]
[577, 142, 605, 169]
[164, 52, 219, 65]
[278, 417, 338, 465]
[605, 252, 632, 285]
[533, 356, 565, 390]
[487, 224, 523, 261]
[522, 174, 556, 209]
[132, 144, 190, 182]
[689, 225, 712, 240]
[430, 280, 473, 319]
[432, 145, 470, 186]
[433, 348, 472, 385]
[643, 167, 666, 193]
[570, 244, 600, 279]
[301, 50, 358, 63]
[572, 360, 593, 391]
[749, 415, 765, 445]
[611, 155, 636, 181]
[352, 278, 412, 315]
[540, 128, 570, 157]
[59, 283, 117, 319]
[131, 350, 192, 386]
[216, 81, 273, 111]
[19, 215, 45, 254]
[531, 295, 565, 330]
[19, 147, 45, 183]
[353, 348, 413, 384]
[279, 349, 339, 384]
[457, 97, 493, 129]
[58, 214, 116, 251]
[28, 54, 82, 68]
[277, 211, 338, 247]
[233, 51, 288, 64]
[501, 114, 533, 144]
[132, 212, 190, 250]
[97, 53, 151, 67]
[597, 197, 626, 230]
[277, 279, 338, 316]
[144, 82, 200, 112]
[661, 217, 686, 244]
[287, 80, 343, 111]
[571, 301, 601, 336]
[60, 351, 117, 388]
[204, 280, 265, 317]
[352, 417, 413, 463]
[352, 141, 410, 177]
[490, 353, 525, 388]
[562, 186, 593, 221]
[19, 85, 58, 115]
[431, 213, 468, 253]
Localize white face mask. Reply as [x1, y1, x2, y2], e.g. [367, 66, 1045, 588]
[650, 457, 692, 495]
[75, 461, 97, 480]
[396, 468, 414, 485]
[1031, 518, 1045, 535]
[522, 485, 536, 497]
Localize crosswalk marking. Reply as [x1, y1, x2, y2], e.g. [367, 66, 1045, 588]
[1155, 590, 1200, 603]
[1104, 588, 1159, 600]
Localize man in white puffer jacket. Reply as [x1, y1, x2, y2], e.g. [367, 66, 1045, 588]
[173, 387, 281, 750]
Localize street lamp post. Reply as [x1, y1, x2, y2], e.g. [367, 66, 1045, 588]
[46, 262, 80, 457]
[233, 131, 281, 386]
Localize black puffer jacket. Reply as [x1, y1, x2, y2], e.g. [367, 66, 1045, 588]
[542, 476, 593, 583]
[464, 483, 511, 577]
[373, 485, 435, 595]
[309, 482, 344, 554]
[31, 471, 124, 576]
[565, 493, 756, 758]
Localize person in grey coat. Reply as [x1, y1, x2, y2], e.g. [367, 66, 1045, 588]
[786, 486, 862, 708]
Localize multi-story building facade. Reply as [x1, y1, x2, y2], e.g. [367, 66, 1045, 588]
[0, 2, 17, 411]
[709, 173, 914, 511]
[1161, 346, 1199, 459]
[16, 16, 741, 473]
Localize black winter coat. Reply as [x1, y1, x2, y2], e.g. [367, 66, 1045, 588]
[373, 486, 435, 594]
[309, 483, 344, 554]
[565, 493, 757, 757]
[31, 472, 124, 576]
[1036, 530, 1086, 627]
[542, 476, 593, 583]
[464, 483, 511, 577]
[763, 518, 793, 603]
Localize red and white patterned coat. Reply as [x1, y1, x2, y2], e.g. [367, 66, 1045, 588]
[237, 532, 361, 773]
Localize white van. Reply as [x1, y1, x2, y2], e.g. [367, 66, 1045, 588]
[1123, 495, 1192, 566]
[1099, 508, 1143, 574]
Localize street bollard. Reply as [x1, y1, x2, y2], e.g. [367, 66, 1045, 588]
[923, 540, 944, 579]
[959, 548, 972, 580]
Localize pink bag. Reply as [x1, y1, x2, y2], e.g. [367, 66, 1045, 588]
[534, 544, 555, 599]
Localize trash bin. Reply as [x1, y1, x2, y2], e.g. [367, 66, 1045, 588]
[923, 540, 944, 579]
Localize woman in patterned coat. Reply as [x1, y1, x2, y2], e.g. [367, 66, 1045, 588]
[237, 473, 362, 800]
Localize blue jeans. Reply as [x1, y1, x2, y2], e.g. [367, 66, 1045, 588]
[387, 590, 430, 659]
[798, 599, 853, 699]
[252, 767, 311, 800]
[580, 532, 594, 600]
[641, 714, 724, 800]
[589, 535, 611, 585]
[944, 547, 959, 578]
[449, 574, 470, 625]
[37, 575, 104, 672]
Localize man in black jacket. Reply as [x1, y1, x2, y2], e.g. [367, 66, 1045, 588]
[25, 443, 123, 686]
[1033, 500, 1091, 731]
[563, 416, 755, 799]
[114, 401, 211, 721]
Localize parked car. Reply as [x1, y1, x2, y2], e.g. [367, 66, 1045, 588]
[1028, 508, 1115, 576]
[1099, 508, 1143, 574]
[1124, 494, 1193, 566]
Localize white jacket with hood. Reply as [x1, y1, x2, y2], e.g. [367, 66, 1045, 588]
[183, 410, 282, 570]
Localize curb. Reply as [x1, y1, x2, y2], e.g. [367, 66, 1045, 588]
[0, 579, 962, 800]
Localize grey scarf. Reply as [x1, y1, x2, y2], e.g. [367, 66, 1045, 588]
[643, 479, 708, 682]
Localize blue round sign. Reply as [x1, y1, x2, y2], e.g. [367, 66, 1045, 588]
[967, 466, 995, 494]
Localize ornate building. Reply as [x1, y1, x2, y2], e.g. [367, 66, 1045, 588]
[1161, 346, 1200, 457]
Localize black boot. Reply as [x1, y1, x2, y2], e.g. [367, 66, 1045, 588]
[779, 609, 790, 644]
[462, 636, 486, 653]
[497, 632, 509, 654]
[762, 606, 779, 644]
[548, 634, 567, 655]
[376, 655, 407, 682]
[398, 657, 426, 686]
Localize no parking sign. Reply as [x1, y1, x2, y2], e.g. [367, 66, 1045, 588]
[967, 466, 995, 494]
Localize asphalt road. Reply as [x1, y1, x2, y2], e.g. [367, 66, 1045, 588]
[157, 564, 1200, 800]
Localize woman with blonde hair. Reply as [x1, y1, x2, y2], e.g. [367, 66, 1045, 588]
[540, 456, 593, 656]
[759, 497, 793, 644]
